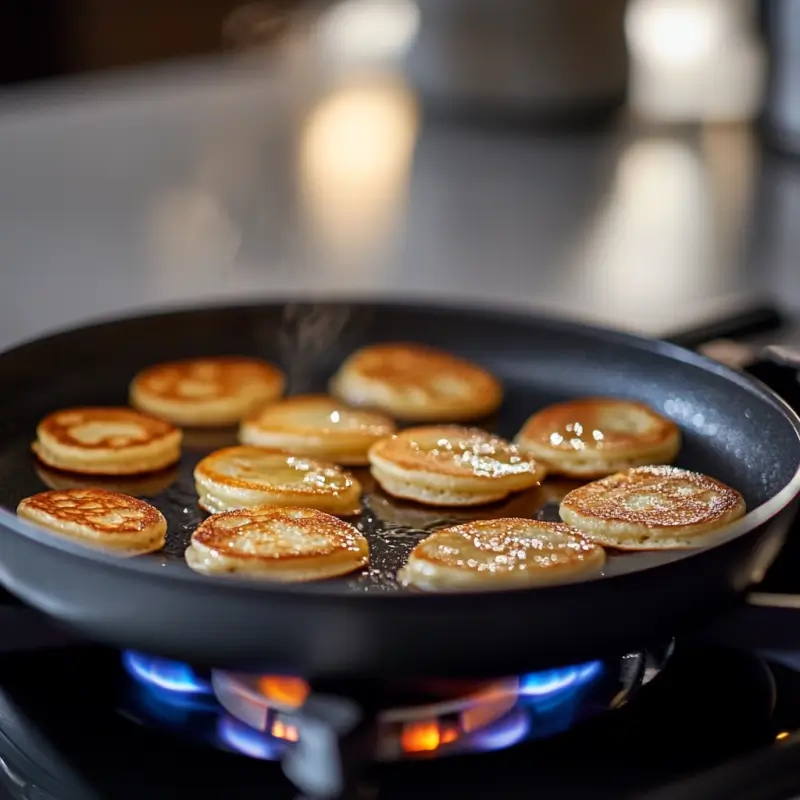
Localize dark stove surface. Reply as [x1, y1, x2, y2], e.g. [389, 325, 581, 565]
[0, 643, 787, 800]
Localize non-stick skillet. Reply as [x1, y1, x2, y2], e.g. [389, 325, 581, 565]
[0, 300, 797, 679]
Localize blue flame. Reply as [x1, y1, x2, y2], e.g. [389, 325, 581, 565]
[468, 709, 531, 752]
[520, 660, 603, 699]
[136, 683, 218, 724]
[218, 716, 282, 761]
[122, 651, 212, 695]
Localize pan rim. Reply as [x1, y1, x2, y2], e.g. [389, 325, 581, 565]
[2, 296, 799, 602]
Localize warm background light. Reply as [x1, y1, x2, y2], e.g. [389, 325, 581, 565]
[626, 0, 764, 122]
[627, 0, 725, 67]
[315, 0, 420, 63]
[298, 79, 419, 266]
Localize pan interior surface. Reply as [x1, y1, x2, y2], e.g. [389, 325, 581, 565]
[0, 300, 797, 597]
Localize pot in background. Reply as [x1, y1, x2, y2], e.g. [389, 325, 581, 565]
[401, 0, 628, 124]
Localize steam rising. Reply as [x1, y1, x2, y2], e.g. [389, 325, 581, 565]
[277, 303, 356, 393]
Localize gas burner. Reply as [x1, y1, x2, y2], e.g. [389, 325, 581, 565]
[212, 670, 524, 759]
[120, 646, 670, 764]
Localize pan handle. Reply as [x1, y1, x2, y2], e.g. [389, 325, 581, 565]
[760, 344, 800, 370]
[694, 592, 800, 670]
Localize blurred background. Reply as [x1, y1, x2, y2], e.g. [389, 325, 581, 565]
[0, 0, 798, 347]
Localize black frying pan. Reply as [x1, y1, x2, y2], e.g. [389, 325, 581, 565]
[0, 300, 797, 679]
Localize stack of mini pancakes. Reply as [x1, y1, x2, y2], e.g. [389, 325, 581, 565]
[17, 344, 746, 591]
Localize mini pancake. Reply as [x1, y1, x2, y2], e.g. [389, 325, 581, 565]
[17, 488, 166, 556]
[185, 506, 369, 581]
[194, 446, 362, 515]
[330, 342, 502, 422]
[515, 398, 680, 479]
[33, 407, 181, 476]
[398, 518, 605, 591]
[368, 426, 545, 507]
[559, 465, 746, 550]
[240, 394, 395, 465]
[130, 356, 285, 427]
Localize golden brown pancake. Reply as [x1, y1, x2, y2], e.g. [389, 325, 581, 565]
[17, 488, 167, 556]
[185, 506, 369, 581]
[194, 446, 362, 515]
[32, 407, 181, 476]
[515, 398, 680, 479]
[559, 465, 746, 550]
[35, 463, 179, 498]
[330, 343, 502, 422]
[130, 356, 285, 427]
[368, 426, 546, 506]
[398, 518, 605, 591]
[239, 394, 395, 465]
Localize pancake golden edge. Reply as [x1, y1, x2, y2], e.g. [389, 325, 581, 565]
[330, 342, 503, 422]
[368, 426, 545, 507]
[130, 356, 286, 427]
[32, 407, 181, 476]
[559, 465, 746, 550]
[17, 488, 167, 556]
[194, 445, 362, 515]
[185, 506, 369, 581]
[398, 518, 605, 591]
[514, 398, 681, 479]
[239, 394, 395, 465]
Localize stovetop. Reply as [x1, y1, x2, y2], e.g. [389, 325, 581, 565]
[0, 314, 800, 799]
[0, 641, 789, 800]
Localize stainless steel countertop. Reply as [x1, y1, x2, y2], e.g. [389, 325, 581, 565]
[0, 56, 798, 350]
